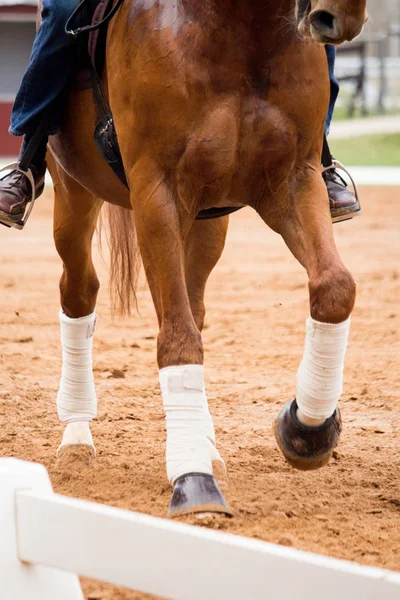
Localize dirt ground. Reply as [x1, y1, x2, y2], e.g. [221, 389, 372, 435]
[0, 186, 399, 599]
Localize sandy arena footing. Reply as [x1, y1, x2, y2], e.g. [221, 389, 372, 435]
[0, 186, 399, 599]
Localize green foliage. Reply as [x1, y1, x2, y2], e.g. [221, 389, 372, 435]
[330, 134, 400, 166]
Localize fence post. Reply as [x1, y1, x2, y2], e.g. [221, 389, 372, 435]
[0, 458, 83, 600]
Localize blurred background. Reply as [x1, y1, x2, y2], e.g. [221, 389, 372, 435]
[0, 0, 399, 168]
[329, 0, 400, 169]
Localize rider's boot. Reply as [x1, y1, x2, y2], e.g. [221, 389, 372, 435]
[324, 167, 361, 223]
[322, 135, 361, 224]
[0, 134, 47, 228]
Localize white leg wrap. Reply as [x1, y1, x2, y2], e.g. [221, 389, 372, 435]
[159, 365, 221, 485]
[57, 310, 97, 424]
[296, 316, 351, 422]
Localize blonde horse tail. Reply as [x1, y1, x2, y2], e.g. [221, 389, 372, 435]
[99, 204, 141, 317]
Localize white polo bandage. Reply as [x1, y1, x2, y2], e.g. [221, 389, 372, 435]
[159, 364, 221, 484]
[57, 310, 97, 423]
[296, 316, 351, 421]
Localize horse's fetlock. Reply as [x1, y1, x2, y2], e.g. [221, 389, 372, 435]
[157, 322, 203, 368]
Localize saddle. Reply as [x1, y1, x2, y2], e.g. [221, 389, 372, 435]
[68, 0, 127, 186]
[68, 0, 242, 220]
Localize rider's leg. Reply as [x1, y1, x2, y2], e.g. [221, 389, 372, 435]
[323, 45, 361, 223]
[325, 45, 340, 136]
[10, 0, 80, 138]
[0, 0, 80, 226]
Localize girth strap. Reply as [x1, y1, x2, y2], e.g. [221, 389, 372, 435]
[196, 206, 243, 220]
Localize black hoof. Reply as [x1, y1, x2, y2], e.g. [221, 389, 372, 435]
[275, 399, 342, 471]
[168, 473, 233, 518]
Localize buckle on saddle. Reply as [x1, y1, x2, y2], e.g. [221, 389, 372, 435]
[322, 159, 360, 206]
[0, 162, 37, 231]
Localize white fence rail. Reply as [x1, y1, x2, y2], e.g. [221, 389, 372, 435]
[2, 459, 400, 600]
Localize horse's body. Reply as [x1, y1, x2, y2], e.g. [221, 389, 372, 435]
[54, 1, 330, 211]
[48, 0, 367, 516]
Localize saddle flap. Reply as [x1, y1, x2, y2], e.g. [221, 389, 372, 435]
[88, 0, 114, 73]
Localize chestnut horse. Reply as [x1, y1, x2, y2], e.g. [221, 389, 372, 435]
[48, 0, 368, 517]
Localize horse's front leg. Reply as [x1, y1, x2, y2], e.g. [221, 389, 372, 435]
[184, 217, 229, 331]
[131, 164, 231, 517]
[260, 166, 356, 470]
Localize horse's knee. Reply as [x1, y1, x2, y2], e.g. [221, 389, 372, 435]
[309, 268, 356, 324]
[59, 268, 100, 318]
[59, 267, 100, 298]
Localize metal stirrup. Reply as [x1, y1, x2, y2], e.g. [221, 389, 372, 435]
[322, 159, 360, 206]
[0, 163, 37, 230]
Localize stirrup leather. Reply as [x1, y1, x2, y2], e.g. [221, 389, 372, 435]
[322, 159, 361, 208]
[0, 162, 37, 230]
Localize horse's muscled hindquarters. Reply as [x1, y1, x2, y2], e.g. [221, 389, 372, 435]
[48, 0, 366, 515]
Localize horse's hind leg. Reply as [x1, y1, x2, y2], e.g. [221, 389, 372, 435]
[258, 168, 355, 470]
[131, 169, 231, 517]
[51, 161, 103, 464]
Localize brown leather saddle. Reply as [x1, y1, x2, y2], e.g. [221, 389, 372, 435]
[67, 0, 242, 220]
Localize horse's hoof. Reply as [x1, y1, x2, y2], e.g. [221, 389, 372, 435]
[274, 399, 342, 471]
[55, 444, 96, 468]
[56, 422, 96, 468]
[168, 473, 233, 518]
[58, 421, 95, 447]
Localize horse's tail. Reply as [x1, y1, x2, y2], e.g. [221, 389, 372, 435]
[99, 204, 141, 317]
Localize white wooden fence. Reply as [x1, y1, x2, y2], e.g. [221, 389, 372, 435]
[1, 458, 400, 600]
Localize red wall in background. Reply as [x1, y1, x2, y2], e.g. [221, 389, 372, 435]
[0, 6, 36, 15]
[0, 5, 36, 156]
[0, 102, 20, 157]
